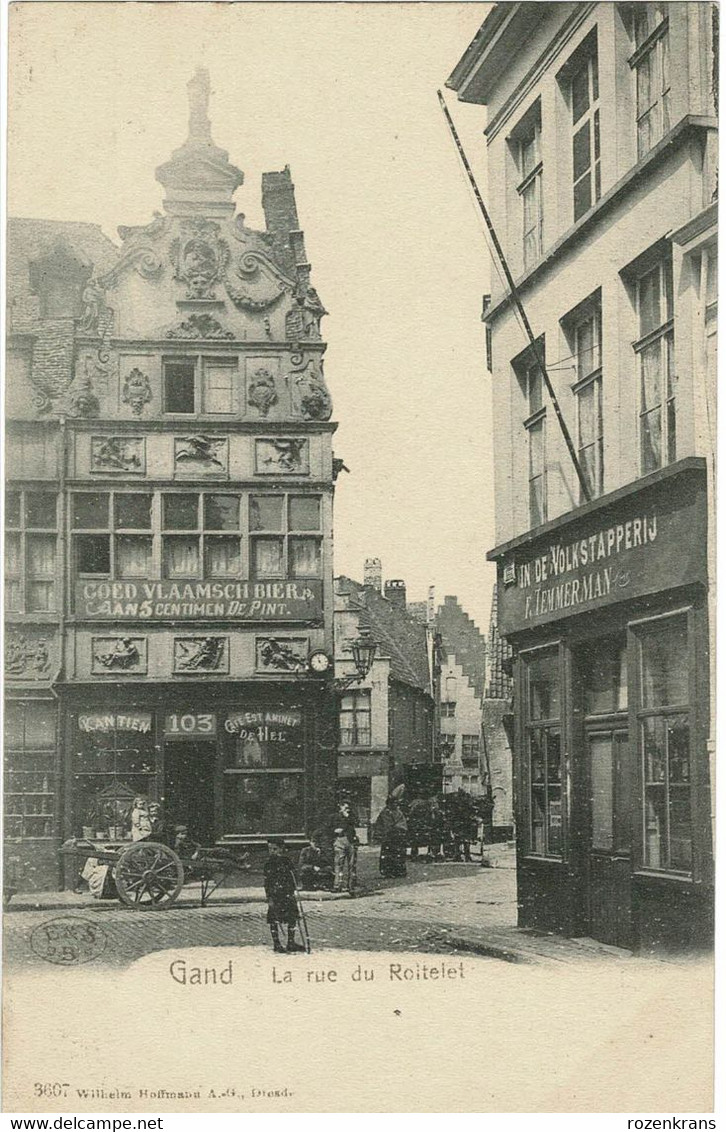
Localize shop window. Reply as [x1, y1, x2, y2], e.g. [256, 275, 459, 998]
[223, 710, 305, 835]
[636, 615, 691, 873]
[162, 493, 241, 580]
[582, 636, 628, 715]
[635, 258, 675, 474]
[524, 648, 563, 857]
[573, 305, 603, 500]
[571, 47, 601, 220]
[461, 735, 480, 766]
[339, 690, 372, 747]
[72, 713, 157, 840]
[4, 701, 57, 840]
[4, 490, 57, 612]
[630, 3, 671, 158]
[250, 493, 322, 580]
[73, 491, 152, 582]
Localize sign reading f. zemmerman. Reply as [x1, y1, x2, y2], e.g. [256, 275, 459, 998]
[76, 579, 323, 621]
[495, 465, 707, 635]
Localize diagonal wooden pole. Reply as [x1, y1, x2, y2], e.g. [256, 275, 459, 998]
[438, 90, 592, 504]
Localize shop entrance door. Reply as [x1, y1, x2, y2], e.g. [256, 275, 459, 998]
[587, 729, 632, 949]
[164, 742, 216, 845]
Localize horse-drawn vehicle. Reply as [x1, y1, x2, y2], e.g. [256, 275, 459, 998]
[60, 838, 250, 910]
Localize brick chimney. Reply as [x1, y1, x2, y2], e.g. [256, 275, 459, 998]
[261, 166, 305, 278]
[384, 579, 407, 611]
[364, 557, 382, 593]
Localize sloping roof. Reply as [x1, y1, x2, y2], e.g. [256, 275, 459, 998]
[336, 576, 431, 694]
[435, 595, 487, 701]
[446, 3, 555, 106]
[7, 218, 120, 325]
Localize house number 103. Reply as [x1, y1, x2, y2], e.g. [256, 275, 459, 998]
[164, 713, 216, 737]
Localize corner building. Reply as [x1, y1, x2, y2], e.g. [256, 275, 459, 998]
[5, 71, 338, 890]
[448, 3, 716, 950]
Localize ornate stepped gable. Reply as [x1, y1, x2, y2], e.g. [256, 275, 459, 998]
[8, 68, 333, 423]
[435, 595, 487, 702]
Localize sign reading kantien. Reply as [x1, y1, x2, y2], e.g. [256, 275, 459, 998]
[76, 580, 323, 621]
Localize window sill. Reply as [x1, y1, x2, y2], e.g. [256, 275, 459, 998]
[484, 115, 718, 325]
[632, 869, 694, 885]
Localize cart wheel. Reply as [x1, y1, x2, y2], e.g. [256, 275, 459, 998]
[114, 842, 184, 910]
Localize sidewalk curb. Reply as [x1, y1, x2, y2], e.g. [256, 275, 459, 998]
[5, 885, 379, 914]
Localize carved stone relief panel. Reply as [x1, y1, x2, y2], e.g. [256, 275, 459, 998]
[91, 437, 146, 475]
[121, 368, 152, 416]
[5, 630, 56, 681]
[173, 636, 229, 674]
[245, 357, 282, 418]
[173, 435, 228, 477]
[254, 438, 310, 475]
[286, 355, 332, 421]
[91, 637, 148, 675]
[118, 355, 157, 416]
[225, 250, 291, 311]
[167, 313, 234, 340]
[171, 219, 230, 300]
[255, 637, 308, 673]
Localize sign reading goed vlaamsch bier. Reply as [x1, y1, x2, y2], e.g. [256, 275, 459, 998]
[76, 579, 323, 621]
[495, 462, 707, 636]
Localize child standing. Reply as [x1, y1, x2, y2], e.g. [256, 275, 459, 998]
[263, 838, 305, 953]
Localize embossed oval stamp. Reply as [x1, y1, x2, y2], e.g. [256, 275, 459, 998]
[30, 917, 107, 966]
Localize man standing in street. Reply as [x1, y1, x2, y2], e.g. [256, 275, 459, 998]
[330, 800, 359, 894]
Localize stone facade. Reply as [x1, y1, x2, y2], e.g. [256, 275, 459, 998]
[448, 3, 716, 949]
[5, 69, 338, 890]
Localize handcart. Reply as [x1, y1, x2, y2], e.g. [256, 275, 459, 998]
[60, 839, 250, 910]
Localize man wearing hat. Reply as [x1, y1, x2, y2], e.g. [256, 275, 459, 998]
[263, 838, 305, 953]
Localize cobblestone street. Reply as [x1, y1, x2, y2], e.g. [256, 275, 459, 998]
[3, 844, 666, 969]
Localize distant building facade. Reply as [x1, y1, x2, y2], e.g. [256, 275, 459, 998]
[435, 596, 487, 797]
[334, 573, 436, 837]
[482, 585, 514, 838]
[5, 70, 338, 890]
[448, 3, 716, 949]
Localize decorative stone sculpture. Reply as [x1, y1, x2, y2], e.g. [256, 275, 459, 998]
[171, 219, 229, 300]
[166, 313, 234, 340]
[297, 375, 332, 421]
[92, 637, 145, 672]
[5, 633, 51, 678]
[174, 637, 227, 672]
[174, 435, 227, 474]
[247, 369, 278, 416]
[256, 638, 307, 672]
[285, 279, 327, 341]
[91, 437, 145, 473]
[255, 438, 309, 474]
[121, 368, 152, 416]
[225, 250, 289, 311]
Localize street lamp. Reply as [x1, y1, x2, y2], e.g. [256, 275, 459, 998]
[351, 631, 377, 680]
[334, 631, 378, 691]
